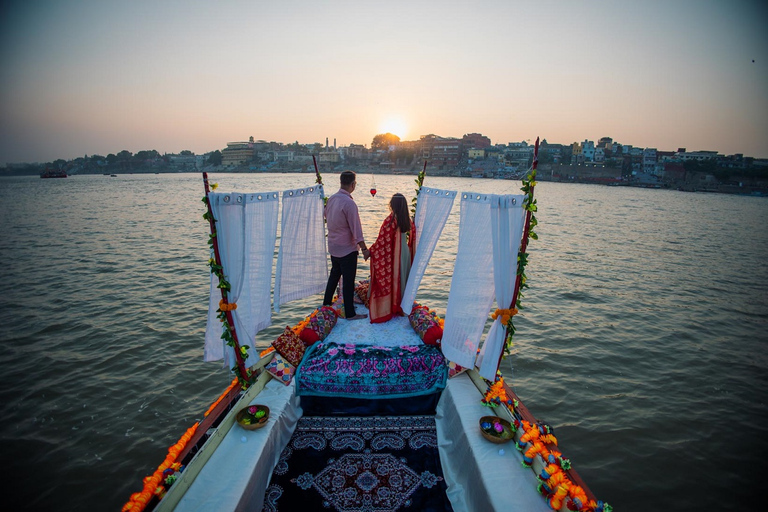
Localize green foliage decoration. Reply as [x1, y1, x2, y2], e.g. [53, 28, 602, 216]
[410, 165, 426, 217]
[502, 167, 537, 354]
[203, 191, 251, 388]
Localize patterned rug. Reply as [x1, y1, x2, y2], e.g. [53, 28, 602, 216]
[264, 415, 453, 512]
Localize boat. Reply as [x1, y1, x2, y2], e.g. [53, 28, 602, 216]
[40, 168, 67, 178]
[123, 140, 610, 512]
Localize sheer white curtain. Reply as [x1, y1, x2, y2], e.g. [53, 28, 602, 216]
[204, 191, 279, 368]
[274, 185, 327, 312]
[441, 193, 495, 368]
[401, 186, 457, 310]
[477, 194, 526, 380]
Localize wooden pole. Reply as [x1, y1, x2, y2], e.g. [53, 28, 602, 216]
[202, 172, 249, 383]
[496, 137, 538, 372]
[312, 155, 323, 185]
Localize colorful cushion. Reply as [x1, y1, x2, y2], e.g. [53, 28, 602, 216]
[331, 296, 346, 318]
[272, 327, 306, 367]
[299, 306, 338, 346]
[355, 280, 370, 308]
[265, 353, 295, 386]
[447, 360, 467, 378]
[408, 305, 444, 346]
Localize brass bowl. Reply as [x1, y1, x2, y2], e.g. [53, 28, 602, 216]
[236, 405, 270, 430]
[479, 415, 514, 444]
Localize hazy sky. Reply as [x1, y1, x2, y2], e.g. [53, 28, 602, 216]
[1, 0, 767, 164]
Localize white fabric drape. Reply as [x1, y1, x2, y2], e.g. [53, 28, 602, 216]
[477, 194, 526, 380]
[401, 186, 457, 310]
[274, 185, 327, 312]
[441, 193, 496, 368]
[204, 191, 279, 369]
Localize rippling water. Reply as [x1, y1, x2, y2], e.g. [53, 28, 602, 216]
[0, 173, 765, 511]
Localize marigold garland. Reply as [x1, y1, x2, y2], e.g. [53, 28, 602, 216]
[481, 376, 513, 408]
[259, 346, 276, 358]
[491, 307, 518, 327]
[204, 378, 239, 418]
[218, 299, 237, 312]
[122, 422, 199, 512]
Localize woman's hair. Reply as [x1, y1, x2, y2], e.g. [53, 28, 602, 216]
[389, 193, 411, 232]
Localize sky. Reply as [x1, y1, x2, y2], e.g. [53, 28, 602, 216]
[1, 0, 767, 164]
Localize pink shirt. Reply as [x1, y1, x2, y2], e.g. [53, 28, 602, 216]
[325, 188, 365, 257]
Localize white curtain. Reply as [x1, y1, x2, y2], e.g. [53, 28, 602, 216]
[204, 191, 279, 369]
[401, 186, 457, 310]
[477, 194, 526, 380]
[441, 193, 496, 368]
[274, 185, 327, 312]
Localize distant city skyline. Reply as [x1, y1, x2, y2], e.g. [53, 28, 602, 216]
[1, 1, 767, 164]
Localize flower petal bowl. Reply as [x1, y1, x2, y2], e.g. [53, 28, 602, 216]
[479, 415, 514, 444]
[236, 405, 270, 430]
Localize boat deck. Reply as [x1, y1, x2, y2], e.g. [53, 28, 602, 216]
[161, 311, 549, 511]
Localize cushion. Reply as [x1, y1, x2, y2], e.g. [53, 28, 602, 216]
[447, 360, 467, 378]
[408, 305, 444, 346]
[271, 326, 306, 367]
[355, 279, 370, 308]
[331, 296, 346, 318]
[265, 353, 295, 386]
[299, 306, 338, 346]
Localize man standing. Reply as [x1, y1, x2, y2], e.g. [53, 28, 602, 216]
[323, 170, 370, 320]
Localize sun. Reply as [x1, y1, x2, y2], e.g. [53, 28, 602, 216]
[379, 117, 408, 140]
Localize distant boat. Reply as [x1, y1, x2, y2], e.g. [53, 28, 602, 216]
[40, 168, 67, 179]
[110, 174, 117, 177]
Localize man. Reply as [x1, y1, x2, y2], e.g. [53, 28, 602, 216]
[323, 170, 370, 320]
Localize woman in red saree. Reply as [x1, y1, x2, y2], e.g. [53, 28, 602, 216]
[368, 193, 416, 323]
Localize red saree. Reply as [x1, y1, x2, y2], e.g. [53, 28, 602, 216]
[368, 214, 416, 323]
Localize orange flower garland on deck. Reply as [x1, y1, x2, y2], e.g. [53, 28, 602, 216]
[204, 378, 239, 418]
[122, 422, 199, 512]
[481, 375, 514, 408]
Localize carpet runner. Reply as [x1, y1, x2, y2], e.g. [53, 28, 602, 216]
[264, 415, 453, 512]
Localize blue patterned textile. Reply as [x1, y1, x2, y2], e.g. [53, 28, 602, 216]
[295, 341, 447, 398]
[264, 415, 453, 512]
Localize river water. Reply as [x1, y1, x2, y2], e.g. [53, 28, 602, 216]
[0, 173, 765, 511]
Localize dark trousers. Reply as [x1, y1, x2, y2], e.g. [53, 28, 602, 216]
[323, 251, 358, 318]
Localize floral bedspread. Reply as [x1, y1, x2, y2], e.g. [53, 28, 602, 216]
[296, 340, 447, 398]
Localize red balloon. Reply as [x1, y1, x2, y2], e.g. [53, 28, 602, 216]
[370, 188, 377, 197]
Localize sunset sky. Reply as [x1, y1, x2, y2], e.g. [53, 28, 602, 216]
[1, 0, 767, 164]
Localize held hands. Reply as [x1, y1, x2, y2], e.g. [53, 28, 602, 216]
[362, 248, 371, 261]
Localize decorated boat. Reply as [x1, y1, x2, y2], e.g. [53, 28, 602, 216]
[123, 139, 611, 512]
[40, 167, 67, 178]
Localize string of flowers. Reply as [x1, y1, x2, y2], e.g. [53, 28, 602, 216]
[511, 419, 612, 512]
[203, 377, 239, 418]
[202, 187, 252, 389]
[481, 374, 514, 408]
[121, 422, 199, 512]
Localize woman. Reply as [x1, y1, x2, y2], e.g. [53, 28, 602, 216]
[368, 193, 416, 323]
